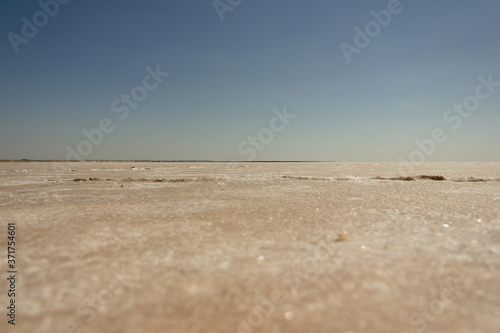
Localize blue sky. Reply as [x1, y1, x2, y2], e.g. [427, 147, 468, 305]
[1, 0, 499, 161]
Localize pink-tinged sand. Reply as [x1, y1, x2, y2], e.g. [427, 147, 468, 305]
[1, 162, 499, 333]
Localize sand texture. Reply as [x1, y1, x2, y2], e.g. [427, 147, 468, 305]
[1, 162, 500, 333]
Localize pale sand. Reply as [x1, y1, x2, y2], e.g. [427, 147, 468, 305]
[1, 162, 499, 333]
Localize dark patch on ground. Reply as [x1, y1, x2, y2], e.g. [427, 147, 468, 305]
[372, 176, 416, 181]
[416, 175, 446, 181]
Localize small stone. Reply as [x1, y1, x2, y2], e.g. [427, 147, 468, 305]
[335, 230, 350, 242]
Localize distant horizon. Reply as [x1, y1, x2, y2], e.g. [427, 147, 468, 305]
[2, 159, 499, 163]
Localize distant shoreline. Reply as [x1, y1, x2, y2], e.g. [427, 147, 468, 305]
[1, 160, 497, 163]
[0, 160, 333, 163]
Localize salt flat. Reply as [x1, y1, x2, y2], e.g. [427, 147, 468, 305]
[1, 162, 499, 333]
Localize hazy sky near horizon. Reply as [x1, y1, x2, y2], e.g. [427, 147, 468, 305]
[1, 0, 499, 161]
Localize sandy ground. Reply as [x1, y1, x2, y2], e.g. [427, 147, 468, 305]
[1, 161, 500, 333]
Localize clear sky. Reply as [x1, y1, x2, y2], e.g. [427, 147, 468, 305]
[1, 0, 499, 161]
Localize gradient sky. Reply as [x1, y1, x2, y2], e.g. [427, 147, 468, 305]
[1, 0, 499, 161]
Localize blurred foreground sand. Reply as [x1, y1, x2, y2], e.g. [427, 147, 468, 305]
[1, 162, 500, 333]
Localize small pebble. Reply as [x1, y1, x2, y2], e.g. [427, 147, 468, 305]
[335, 230, 350, 242]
